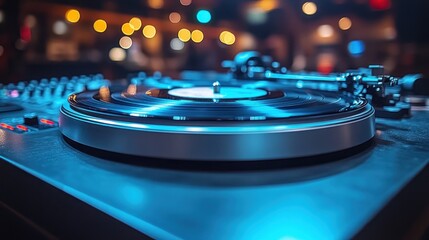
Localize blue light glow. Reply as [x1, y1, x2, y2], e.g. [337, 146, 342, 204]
[196, 10, 211, 24]
[348, 40, 365, 56]
[121, 185, 146, 206]
[129, 102, 181, 116]
[241, 101, 293, 119]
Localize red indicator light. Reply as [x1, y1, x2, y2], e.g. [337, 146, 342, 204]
[0, 123, 15, 131]
[40, 119, 55, 125]
[16, 125, 28, 131]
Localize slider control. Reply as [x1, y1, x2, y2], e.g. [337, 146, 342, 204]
[213, 81, 221, 94]
[24, 113, 39, 126]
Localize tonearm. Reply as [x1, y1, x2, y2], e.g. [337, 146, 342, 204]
[223, 51, 410, 119]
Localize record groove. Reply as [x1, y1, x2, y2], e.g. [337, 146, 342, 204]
[68, 86, 366, 121]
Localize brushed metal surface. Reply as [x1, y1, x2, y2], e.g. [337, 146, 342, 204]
[59, 103, 375, 160]
[1, 111, 429, 239]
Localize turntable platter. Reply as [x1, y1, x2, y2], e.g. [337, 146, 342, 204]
[59, 85, 375, 161]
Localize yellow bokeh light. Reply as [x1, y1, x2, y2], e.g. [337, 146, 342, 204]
[302, 2, 317, 15]
[119, 36, 133, 49]
[93, 19, 107, 33]
[169, 12, 181, 23]
[256, 0, 279, 11]
[338, 17, 352, 30]
[220, 32, 226, 42]
[142, 25, 156, 38]
[65, 9, 80, 23]
[178, 28, 191, 42]
[148, 0, 164, 9]
[191, 30, 204, 43]
[122, 23, 135, 36]
[219, 31, 236, 45]
[129, 17, 142, 30]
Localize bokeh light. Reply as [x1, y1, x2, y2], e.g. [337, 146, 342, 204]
[180, 0, 192, 6]
[147, 0, 164, 9]
[24, 15, 37, 28]
[191, 30, 204, 43]
[119, 36, 133, 49]
[53, 21, 68, 35]
[219, 31, 236, 45]
[0, 11, 4, 24]
[196, 10, 211, 24]
[142, 25, 156, 38]
[129, 17, 142, 30]
[170, 38, 185, 51]
[246, 7, 267, 24]
[178, 28, 191, 42]
[65, 9, 80, 23]
[338, 17, 352, 30]
[237, 33, 257, 49]
[292, 54, 307, 71]
[169, 12, 181, 23]
[109, 47, 126, 61]
[302, 2, 317, 15]
[122, 23, 134, 35]
[369, 0, 391, 11]
[257, 0, 279, 11]
[317, 25, 334, 38]
[93, 19, 107, 33]
[317, 53, 335, 74]
[348, 40, 365, 56]
[21, 24, 32, 42]
[384, 27, 397, 40]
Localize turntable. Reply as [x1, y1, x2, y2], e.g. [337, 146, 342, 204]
[1, 52, 429, 239]
[60, 83, 374, 160]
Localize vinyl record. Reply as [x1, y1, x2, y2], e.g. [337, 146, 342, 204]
[68, 84, 366, 121]
[60, 83, 375, 161]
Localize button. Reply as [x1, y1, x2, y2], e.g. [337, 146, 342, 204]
[32, 87, 42, 99]
[24, 113, 39, 126]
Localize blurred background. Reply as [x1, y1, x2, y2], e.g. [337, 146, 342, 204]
[0, 0, 428, 82]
